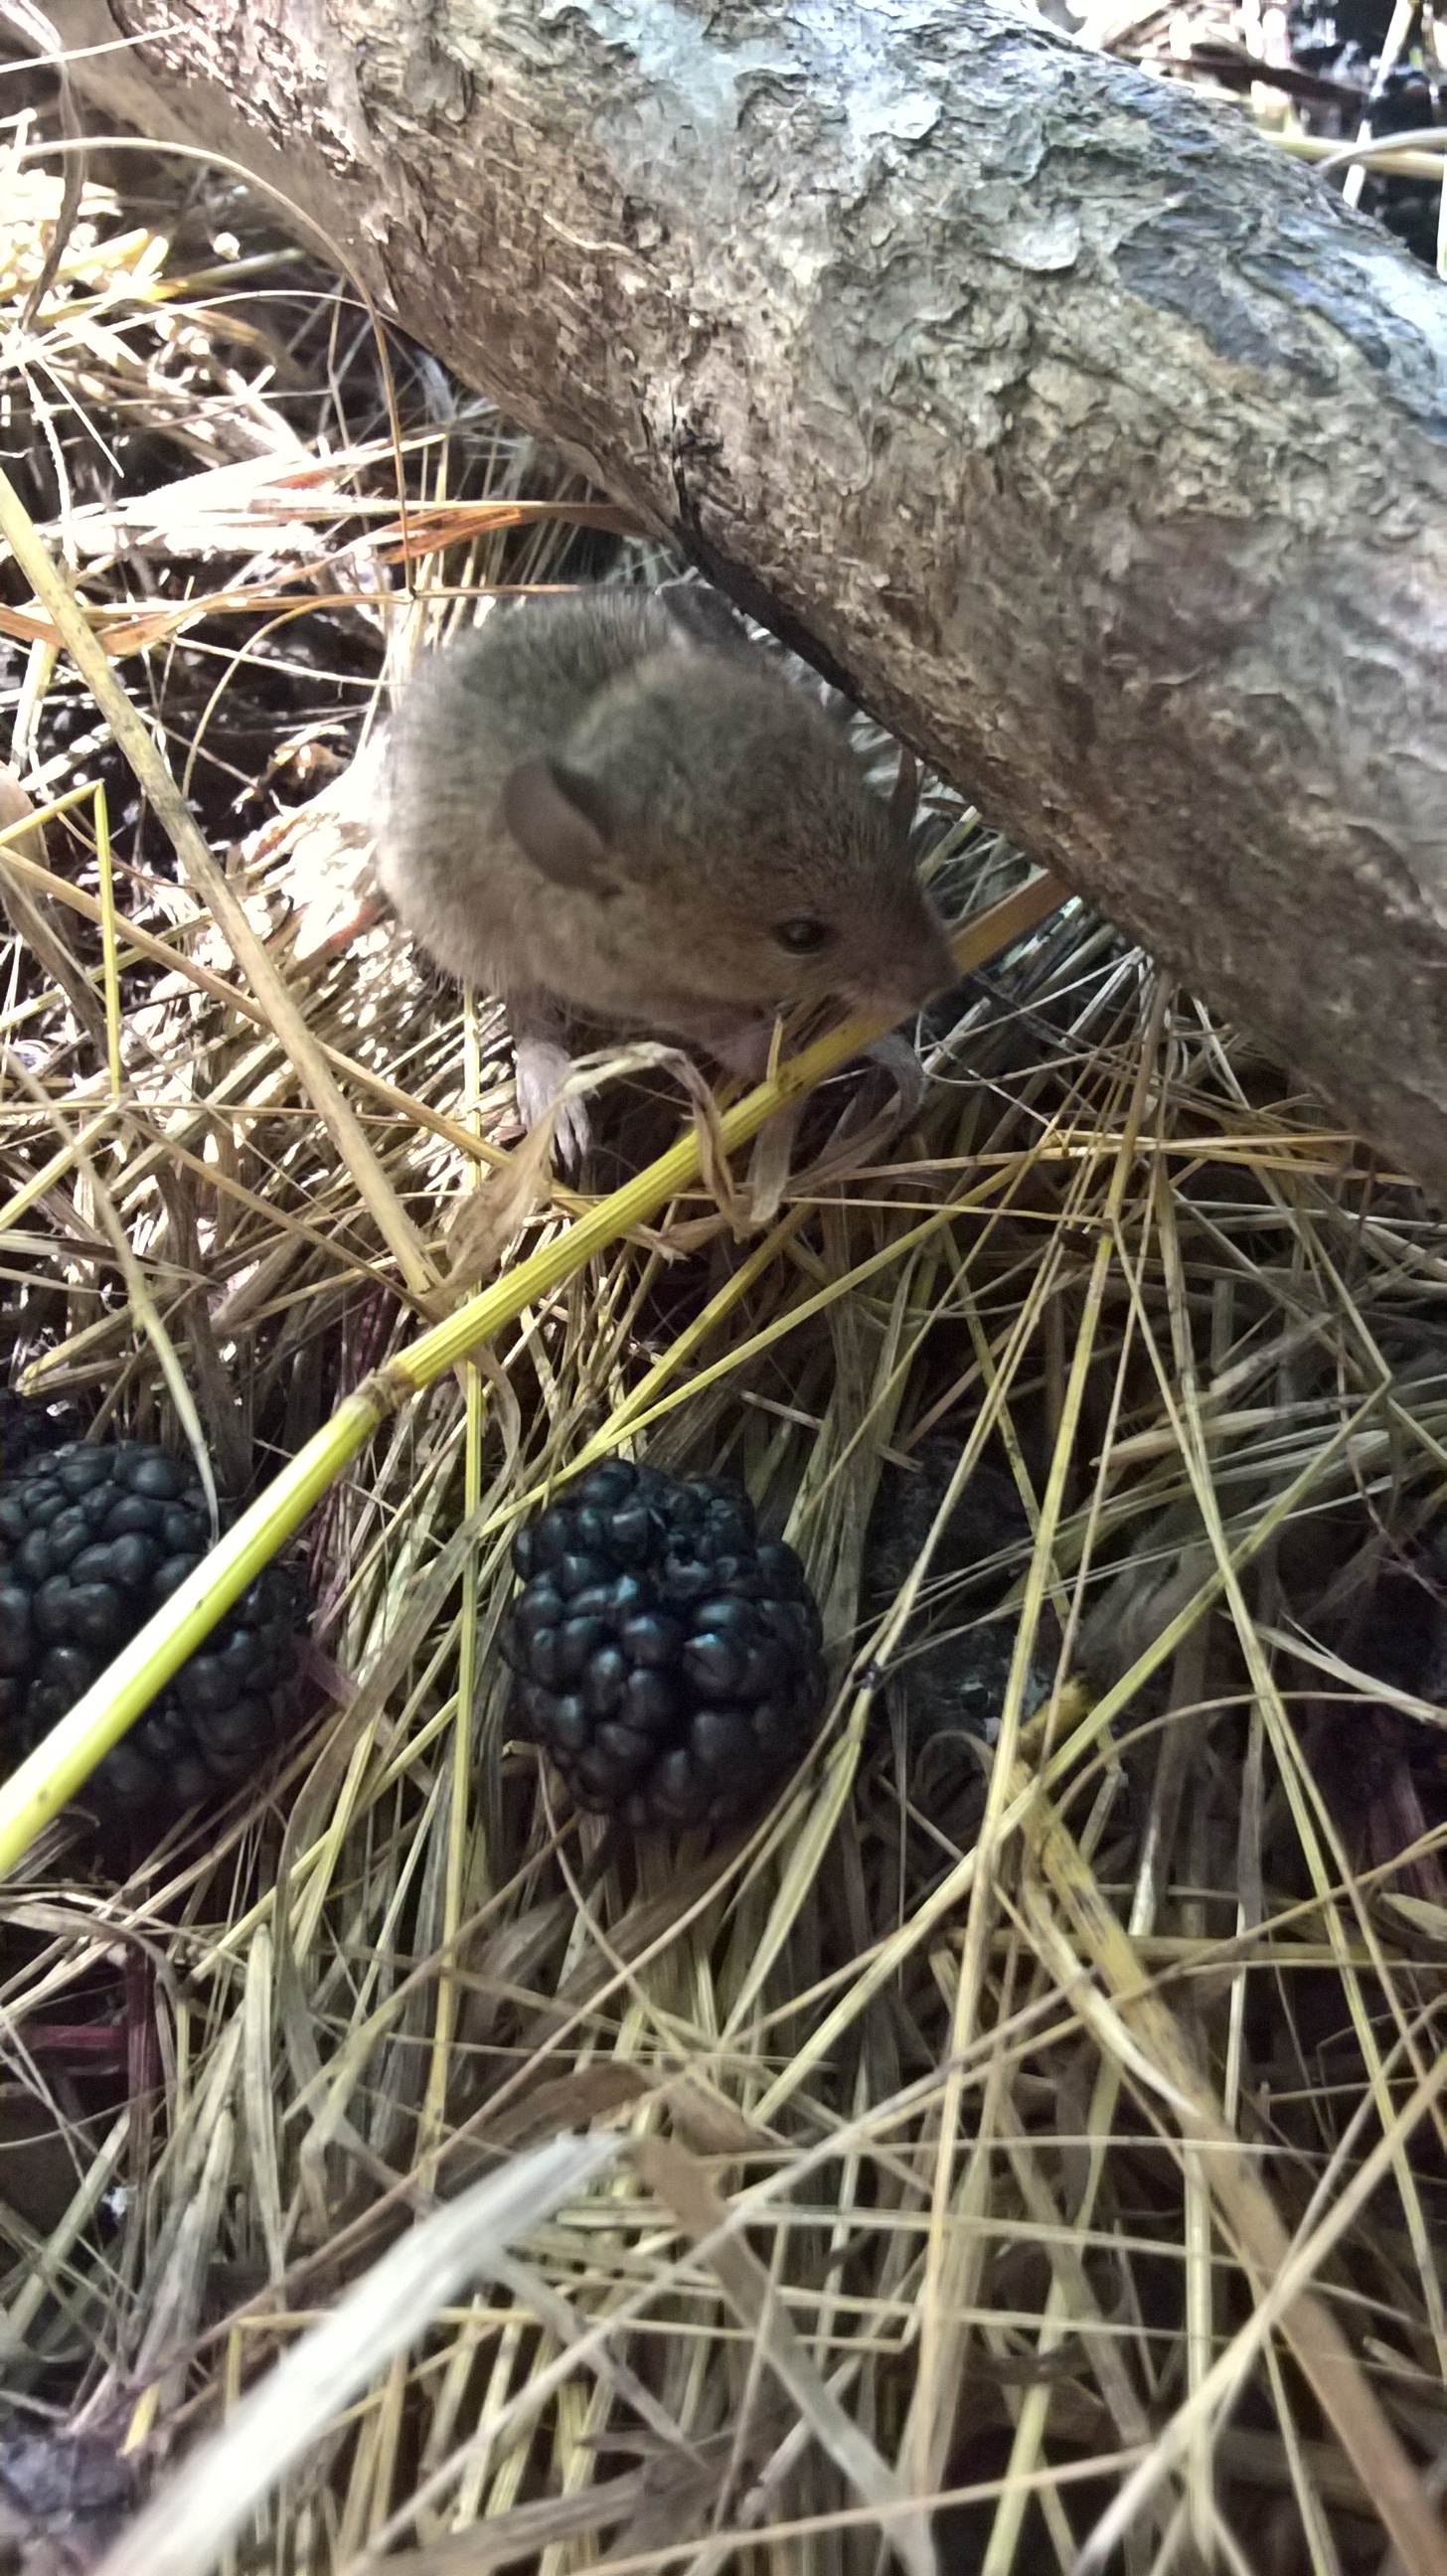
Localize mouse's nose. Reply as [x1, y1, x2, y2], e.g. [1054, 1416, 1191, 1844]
[861, 913, 957, 1022]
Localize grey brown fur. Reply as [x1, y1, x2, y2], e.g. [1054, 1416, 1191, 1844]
[378, 584, 954, 1149]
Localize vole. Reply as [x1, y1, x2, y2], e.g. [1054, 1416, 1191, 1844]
[377, 582, 956, 1157]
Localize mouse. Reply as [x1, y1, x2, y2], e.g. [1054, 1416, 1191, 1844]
[377, 581, 956, 1160]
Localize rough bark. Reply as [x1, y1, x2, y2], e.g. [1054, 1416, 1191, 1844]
[46, 0, 1447, 1197]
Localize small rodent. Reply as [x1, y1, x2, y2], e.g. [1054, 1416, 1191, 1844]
[378, 582, 956, 1155]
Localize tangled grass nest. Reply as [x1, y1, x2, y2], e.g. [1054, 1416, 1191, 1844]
[1, 114, 1447, 2576]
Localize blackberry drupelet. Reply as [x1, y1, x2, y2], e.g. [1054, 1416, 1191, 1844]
[502, 1460, 826, 1829]
[0, 1439, 308, 1812]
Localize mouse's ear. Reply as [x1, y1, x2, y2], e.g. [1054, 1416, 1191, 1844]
[503, 758, 620, 892]
[655, 579, 752, 659]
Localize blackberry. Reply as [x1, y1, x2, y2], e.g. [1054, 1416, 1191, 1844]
[502, 1460, 826, 1829]
[0, 1439, 308, 1813]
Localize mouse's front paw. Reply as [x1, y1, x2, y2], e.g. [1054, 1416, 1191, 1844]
[705, 1019, 777, 1084]
[514, 1035, 591, 1168]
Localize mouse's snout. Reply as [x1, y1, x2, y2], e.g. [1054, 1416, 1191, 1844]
[847, 897, 957, 1026]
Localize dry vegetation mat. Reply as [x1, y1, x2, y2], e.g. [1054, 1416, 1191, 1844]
[0, 94, 1446, 2576]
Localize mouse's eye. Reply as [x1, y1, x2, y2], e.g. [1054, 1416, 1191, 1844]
[773, 917, 834, 955]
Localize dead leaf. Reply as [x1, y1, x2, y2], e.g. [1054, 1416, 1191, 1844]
[442, 1112, 558, 1296]
[663, 2075, 779, 2161]
[484, 2062, 649, 2150]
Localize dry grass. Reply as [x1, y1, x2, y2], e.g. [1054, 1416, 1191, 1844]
[0, 103, 1446, 2576]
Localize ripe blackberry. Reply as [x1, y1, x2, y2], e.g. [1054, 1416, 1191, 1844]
[0, 1439, 308, 1813]
[502, 1460, 827, 1829]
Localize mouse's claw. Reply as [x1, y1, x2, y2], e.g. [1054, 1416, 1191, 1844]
[514, 1035, 591, 1169]
[551, 1091, 593, 1171]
